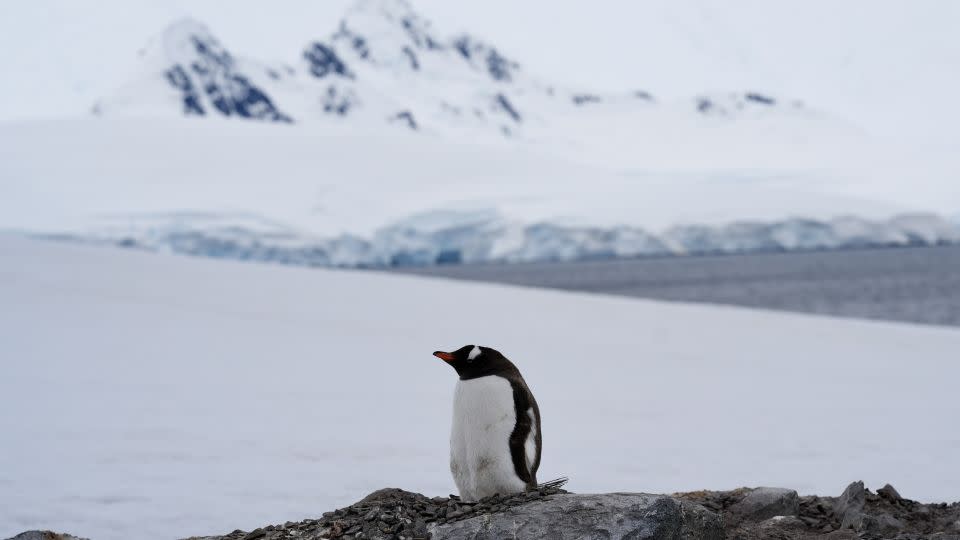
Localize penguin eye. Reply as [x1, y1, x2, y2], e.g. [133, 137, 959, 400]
[467, 346, 482, 362]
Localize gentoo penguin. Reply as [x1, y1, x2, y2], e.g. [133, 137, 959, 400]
[433, 345, 541, 502]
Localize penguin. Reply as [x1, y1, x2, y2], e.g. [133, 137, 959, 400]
[432, 345, 541, 502]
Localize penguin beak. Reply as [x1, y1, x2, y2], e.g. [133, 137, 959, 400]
[433, 351, 456, 362]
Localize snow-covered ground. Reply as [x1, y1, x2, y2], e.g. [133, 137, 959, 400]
[2, 236, 959, 540]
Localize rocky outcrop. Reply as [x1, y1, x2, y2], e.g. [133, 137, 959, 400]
[158, 20, 292, 122]
[676, 482, 960, 539]
[171, 485, 721, 540]
[8, 482, 960, 540]
[5, 533, 88, 540]
[432, 493, 722, 539]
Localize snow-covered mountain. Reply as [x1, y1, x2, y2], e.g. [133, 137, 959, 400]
[93, 0, 810, 140]
[96, 18, 291, 122]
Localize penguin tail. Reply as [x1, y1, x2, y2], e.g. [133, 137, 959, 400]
[537, 476, 569, 490]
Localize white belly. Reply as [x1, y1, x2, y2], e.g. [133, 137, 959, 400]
[449, 375, 527, 501]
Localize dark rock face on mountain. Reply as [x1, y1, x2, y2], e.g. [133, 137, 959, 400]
[493, 93, 521, 123]
[304, 42, 353, 79]
[164, 65, 205, 115]
[452, 35, 519, 83]
[161, 21, 291, 122]
[392, 110, 417, 130]
[694, 92, 798, 116]
[320, 85, 357, 116]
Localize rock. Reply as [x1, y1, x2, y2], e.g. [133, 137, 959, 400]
[759, 515, 805, 530]
[728, 487, 800, 523]
[4, 534, 88, 540]
[241, 529, 266, 540]
[430, 493, 723, 540]
[822, 532, 858, 539]
[827, 481, 912, 536]
[834, 480, 866, 529]
[19, 482, 960, 540]
[749, 516, 809, 539]
[878, 483, 903, 502]
[862, 512, 905, 536]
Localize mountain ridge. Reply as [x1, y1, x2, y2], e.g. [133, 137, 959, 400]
[94, 0, 809, 140]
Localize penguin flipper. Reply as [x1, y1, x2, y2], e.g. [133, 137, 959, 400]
[507, 382, 539, 488]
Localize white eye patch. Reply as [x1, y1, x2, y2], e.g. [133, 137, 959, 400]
[467, 346, 482, 361]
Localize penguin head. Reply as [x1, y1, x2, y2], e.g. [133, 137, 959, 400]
[433, 345, 514, 379]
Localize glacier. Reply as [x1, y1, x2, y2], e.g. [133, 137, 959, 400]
[65, 210, 960, 269]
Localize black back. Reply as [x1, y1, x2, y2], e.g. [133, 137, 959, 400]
[433, 345, 542, 488]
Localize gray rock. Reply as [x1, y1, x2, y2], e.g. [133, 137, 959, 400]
[240, 529, 265, 540]
[830, 481, 907, 536]
[877, 483, 903, 502]
[27, 482, 956, 540]
[751, 515, 810, 539]
[834, 480, 866, 529]
[728, 487, 799, 522]
[4, 533, 88, 540]
[430, 492, 723, 540]
[862, 512, 905, 535]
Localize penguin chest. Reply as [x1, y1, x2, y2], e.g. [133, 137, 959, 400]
[449, 375, 527, 501]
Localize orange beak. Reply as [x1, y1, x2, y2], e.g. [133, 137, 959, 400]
[433, 351, 456, 362]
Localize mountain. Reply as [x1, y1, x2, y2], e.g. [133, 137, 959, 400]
[93, 0, 810, 140]
[95, 18, 291, 122]
[5, 0, 959, 140]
